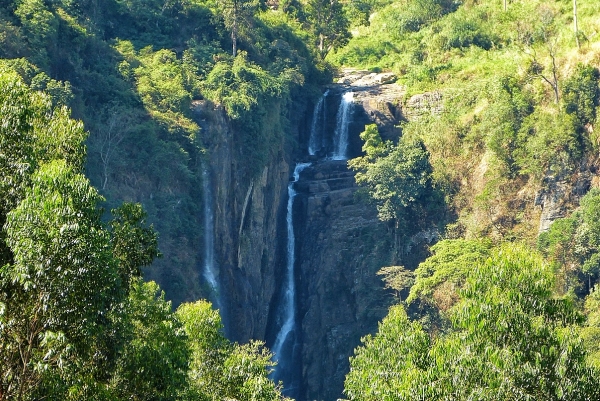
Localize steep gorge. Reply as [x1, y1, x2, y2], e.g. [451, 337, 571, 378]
[192, 72, 429, 400]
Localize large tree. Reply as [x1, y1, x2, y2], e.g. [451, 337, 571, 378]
[177, 300, 287, 401]
[345, 244, 600, 401]
[0, 66, 164, 401]
[349, 124, 435, 225]
[304, 0, 350, 58]
[220, 0, 258, 56]
[1, 160, 120, 401]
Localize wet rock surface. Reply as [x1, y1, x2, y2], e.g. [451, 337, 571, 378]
[294, 159, 394, 401]
[290, 69, 409, 400]
[193, 99, 291, 342]
[194, 69, 435, 401]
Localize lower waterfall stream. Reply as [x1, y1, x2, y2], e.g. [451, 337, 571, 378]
[202, 167, 221, 310]
[272, 88, 357, 397]
[271, 162, 312, 396]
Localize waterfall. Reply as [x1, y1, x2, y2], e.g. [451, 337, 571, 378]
[308, 90, 329, 156]
[202, 167, 220, 309]
[332, 91, 354, 160]
[271, 162, 311, 393]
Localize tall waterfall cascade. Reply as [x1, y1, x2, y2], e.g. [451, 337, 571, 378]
[272, 88, 359, 398]
[332, 91, 354, 160]
[197, 71, 404, 401]
[271, 162, 311, 394]
[202, 167, 220, 309]
[308, 89, 329, 156]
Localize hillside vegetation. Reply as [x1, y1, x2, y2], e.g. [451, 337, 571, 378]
[4, 0, 600, 399]
[339, 0, 600, 399]
[0, 0, 339, 302]
[340, 0, 600, 240]
[0, 0, 335, 399]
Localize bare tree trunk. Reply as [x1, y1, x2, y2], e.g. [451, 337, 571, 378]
[573, 0, 580, 48]
[549, 43, 560, 103]
[232, 0, 238, 56]
[319, 33, 324, 55]
[232, 26, 237, 57]
[523, 44, 560, 104]
[503, 0, 507, 12]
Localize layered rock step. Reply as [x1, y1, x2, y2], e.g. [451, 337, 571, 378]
[292, 158, 391, 401]
[297, 160, 356, 194]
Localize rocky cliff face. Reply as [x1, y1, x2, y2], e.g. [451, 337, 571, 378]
[192, 100, 291, 341]
[295, 160, 395, 401]
[534, 158, 597, 233]
[193, 72, 425, 401]
[290, 73, 409, 400]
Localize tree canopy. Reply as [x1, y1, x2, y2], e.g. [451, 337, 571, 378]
[346, 244, 600, 401]
[0, 66, 286, 401]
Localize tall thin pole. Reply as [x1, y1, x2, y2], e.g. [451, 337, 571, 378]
[574, 0, 580, 48]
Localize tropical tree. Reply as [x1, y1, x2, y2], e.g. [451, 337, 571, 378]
[177, 300, 287, 401]
[304, 0, 350, 58]
[349, 124, 435, 225]
[0, 66, 168, 401]
[109, 279, 190, 401]
[345, 244, 600, 400]
[344, 305, 431, 401]
[406, 239, 492, 311]
[0, 160, 120, 401]
[0, 68, 86, 254]
[220, 0, 258, 56]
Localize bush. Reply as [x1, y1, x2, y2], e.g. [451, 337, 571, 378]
[563, 64, 600, 127]
[434, 10, 494, 51]
[516, 109, 581, 177]
[371, 0, 449, 39]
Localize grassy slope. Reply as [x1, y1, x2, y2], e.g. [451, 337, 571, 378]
[0, 0, 323, 305]
[331, 0, 600, 242]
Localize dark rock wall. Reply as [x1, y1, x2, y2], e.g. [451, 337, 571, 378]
[193, 74, 409, 400]
[295, 161, 395, 401]
[193, 99, 291, 341]
[291, 77, 407, 400]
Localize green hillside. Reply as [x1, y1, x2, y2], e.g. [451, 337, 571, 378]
[337, 0, 600, 398]
[3, 0, 600, 399]
[0, 0, 334, 303]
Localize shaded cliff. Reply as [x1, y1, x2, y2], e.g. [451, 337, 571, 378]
[192, 99, 292, 341]
[193, 71, 441, 401]
[285, 74, 424, 400]
[295, 160, 395, 401]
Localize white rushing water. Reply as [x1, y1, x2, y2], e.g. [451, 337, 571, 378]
[272, 162, 311, 367]
[202, 168, 220, 308]
[332, 91, 354, 160]
[308, 89, 329, 156]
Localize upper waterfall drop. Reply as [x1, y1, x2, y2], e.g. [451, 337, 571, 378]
[332, 91, 354, 160]
[308, 90, 329, 156]
[271, 162, 311, 395]
[202, 167, 220, 309]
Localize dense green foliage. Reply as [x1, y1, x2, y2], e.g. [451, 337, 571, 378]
[340, 2, 600, 400]
[538, 188, 600, 294]
[178, 301, 286, 401]
[349, 124, 438, 225]
[0, 0, 344, 303]
[340, 0, 600, 240]
[4, 0, 600, 398]
[0, 70, 285, 401]
[406, 239, 492, 310]
[346, 245, 600, 400]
